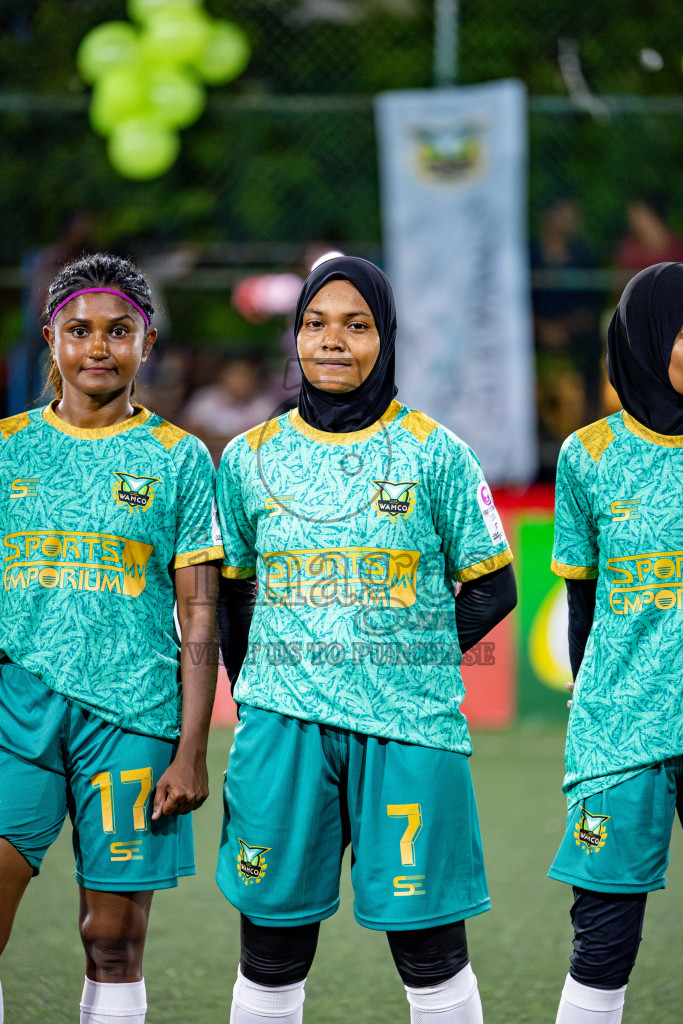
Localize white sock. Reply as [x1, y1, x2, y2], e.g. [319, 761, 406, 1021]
[230, 966, 306, 1023]
[80, 977, 147, 1023]
[555, 974, 626, 1023]
[405, 963, 483, 1023]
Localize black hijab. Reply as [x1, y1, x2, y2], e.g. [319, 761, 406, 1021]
[607, 262, 683, 435]
[294, 256, 397, 433]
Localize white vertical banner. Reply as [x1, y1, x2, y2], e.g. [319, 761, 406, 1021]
[375, 80, 537, 484]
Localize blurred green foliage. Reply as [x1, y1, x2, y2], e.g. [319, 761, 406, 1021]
[1, 0, 682, 345]
[3, 1, 682, 96]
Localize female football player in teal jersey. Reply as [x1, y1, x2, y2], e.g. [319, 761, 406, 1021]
[0, 254, 222, 1024]
[550, 262, 683, 1024]
[216, 256, 517, 1024]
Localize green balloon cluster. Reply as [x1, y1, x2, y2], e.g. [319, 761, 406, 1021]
[77, 2, 250, 180]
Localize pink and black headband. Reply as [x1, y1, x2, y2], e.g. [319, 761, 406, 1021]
[50, 288, 151, 328]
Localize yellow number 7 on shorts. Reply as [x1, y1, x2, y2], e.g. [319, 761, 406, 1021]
[387, 803, 423, 866]
[121, 767, 154, 831]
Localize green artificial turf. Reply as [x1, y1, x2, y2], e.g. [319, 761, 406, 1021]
[3, 726, 682, 1023]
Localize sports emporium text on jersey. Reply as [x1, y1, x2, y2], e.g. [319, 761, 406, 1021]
[607, 549, 683, 614]
[262, 546, 420, 608]
[3, 531, 154, 598]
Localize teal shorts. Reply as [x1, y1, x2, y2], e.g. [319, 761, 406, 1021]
[549, 756, 683, 894]
[216, 705, 490, 930]
[0, 660, 194, 891]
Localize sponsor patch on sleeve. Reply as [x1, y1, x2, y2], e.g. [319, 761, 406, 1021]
[477, 482, 506, 546]
[211, 499, 223, 545]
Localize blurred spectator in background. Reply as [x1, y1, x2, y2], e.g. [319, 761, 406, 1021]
[136, 346, 190, 424]
[531, 198, 604, 478]
[231, 244, 347, 415]
[12, 212, 101, 413]
[615, 197, 683, 272]
[25, 211, 100, 322]
[181, 354, 275, 463]
[601, 195, 683, 415]
[232, 271, 303, 324]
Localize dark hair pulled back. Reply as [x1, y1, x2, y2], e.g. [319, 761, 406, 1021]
[44, 252, 154, 401]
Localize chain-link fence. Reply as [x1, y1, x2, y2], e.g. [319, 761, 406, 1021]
[1, 1, 682, 261]
[2, 0, 683, 453]
[4, 95, 683, 259]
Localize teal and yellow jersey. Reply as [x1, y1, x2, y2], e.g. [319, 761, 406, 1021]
[217, 399, 512, 754]
[0, 404, 223, 740]
[553, 411, 683, 802]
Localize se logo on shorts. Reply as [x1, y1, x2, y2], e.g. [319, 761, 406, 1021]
[110, 840, 143, 861]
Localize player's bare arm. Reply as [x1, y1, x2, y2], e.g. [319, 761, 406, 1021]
[153, 561, 219, 819]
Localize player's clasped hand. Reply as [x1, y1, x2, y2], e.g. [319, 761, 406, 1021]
[566, 680, 574, 709]
[152, 751, 209, 819]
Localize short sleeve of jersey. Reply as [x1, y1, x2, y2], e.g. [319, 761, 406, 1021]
[551, 435, 599, 579]
[430, 429, 512, 582]
[172, 436, 224, 568]
[216, 440, 257, 579]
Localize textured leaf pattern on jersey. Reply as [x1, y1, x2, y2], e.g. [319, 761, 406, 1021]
[217, 402, 511, 753]
[553, 412, 683, 803]
[0, 406, 221, 740]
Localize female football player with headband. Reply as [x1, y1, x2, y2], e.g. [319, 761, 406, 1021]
[0, 253, 222, 1023]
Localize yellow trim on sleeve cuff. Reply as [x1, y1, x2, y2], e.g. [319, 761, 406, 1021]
[221, 565, 257, 579]
[173, 545, 225, 569]
[551, 559, 599, 580]
[453, 547, 513, 583]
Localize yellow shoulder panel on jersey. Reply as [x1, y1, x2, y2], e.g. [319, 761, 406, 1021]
[151, 420, 188, 451]
[246, 419, 280, 452]
[400, 410, 439, 444]
[0, 412, 30, 441]
[576, 418, 615, 463]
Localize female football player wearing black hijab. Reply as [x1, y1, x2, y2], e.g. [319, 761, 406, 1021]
[217, 256, 516, 1024]
[550, 263, 683, 1024]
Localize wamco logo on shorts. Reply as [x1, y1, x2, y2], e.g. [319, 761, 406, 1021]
[575, 809, 610, 855]
[237, 838, 270, 885]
